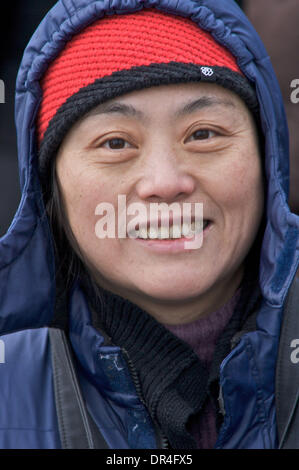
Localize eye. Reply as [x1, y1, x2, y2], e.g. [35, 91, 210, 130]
[102, 138, 131, 150]
[188, 129, 217, 141]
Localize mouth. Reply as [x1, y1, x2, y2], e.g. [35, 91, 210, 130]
[128, 219, 211, 240]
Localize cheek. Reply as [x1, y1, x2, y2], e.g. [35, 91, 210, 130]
[202, 143, 264, 246]
[220, 155, 264, 249]
[218, 148, 263, 211]
[58, 164, 117, 247]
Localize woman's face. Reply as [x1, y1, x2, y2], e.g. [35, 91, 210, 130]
[56, 82, 264, 323]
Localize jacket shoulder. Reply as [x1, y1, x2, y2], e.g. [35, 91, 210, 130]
[0, 328, 60, 449]
[275, 275, 299, 448]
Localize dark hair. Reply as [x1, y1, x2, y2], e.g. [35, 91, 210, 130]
[45, 160, 107, 330]
[45, 161, 86, 290]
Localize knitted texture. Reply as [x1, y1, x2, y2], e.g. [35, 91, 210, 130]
[37, 8, 242, 143]
[165, 289, 241, 448]
[164, 289, 242, 369]
[79, 259, 262, 449]
[82, 276, 209, 449]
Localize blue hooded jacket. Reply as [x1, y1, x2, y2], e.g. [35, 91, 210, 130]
[0, 0, 298, 449]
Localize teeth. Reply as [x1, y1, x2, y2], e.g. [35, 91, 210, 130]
[159, 226, 170, 239]
[182, 222, 191, 237]
[148, 227, 158, 239]
[170, 225, 182, 238]
[182, 221, 202, 238]
[133, 218, 209, 240]
[136, 221, 208, 239]
[138, 227, 148, 239]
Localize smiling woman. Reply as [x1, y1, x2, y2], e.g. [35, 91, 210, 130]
[0, 0, 299, 451]
[53, 83, 264, 324]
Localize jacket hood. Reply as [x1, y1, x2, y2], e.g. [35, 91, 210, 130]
[0, 0, 298, 335]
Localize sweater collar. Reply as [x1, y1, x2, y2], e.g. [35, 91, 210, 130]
[77, 269, 260, 449]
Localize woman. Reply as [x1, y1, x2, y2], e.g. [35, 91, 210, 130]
[0, 0, 298, 449]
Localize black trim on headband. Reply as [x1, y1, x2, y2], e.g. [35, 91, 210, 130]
[38, 62, 259, 199]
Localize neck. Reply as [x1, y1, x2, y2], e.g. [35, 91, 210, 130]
[91, 265, 244, 325]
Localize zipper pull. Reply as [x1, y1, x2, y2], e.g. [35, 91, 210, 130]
[218, 386, 226, 417]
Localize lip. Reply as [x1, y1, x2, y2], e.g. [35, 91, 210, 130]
[131, 221, 213, 253]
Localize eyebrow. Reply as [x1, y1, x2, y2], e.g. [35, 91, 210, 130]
[88, 96, 236, 121]
[174, 96, 236, 117]
[88, 102, 144, 119]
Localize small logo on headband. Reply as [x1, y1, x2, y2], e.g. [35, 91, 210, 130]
[201, 67, 214, 77]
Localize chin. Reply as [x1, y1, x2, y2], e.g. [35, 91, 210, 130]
[135, 279, 209, 304]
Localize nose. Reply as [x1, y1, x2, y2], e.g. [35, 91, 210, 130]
[135, 146, 196, 202]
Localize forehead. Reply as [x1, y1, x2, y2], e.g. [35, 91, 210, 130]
[85, 82, 248, 121]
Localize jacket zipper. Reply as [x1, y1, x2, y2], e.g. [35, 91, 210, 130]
[121, 347, 169, 449]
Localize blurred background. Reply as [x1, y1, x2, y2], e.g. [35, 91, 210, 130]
[0, 0, 298, 237]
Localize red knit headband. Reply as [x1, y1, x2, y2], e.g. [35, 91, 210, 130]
[37, 8, 242, 144]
